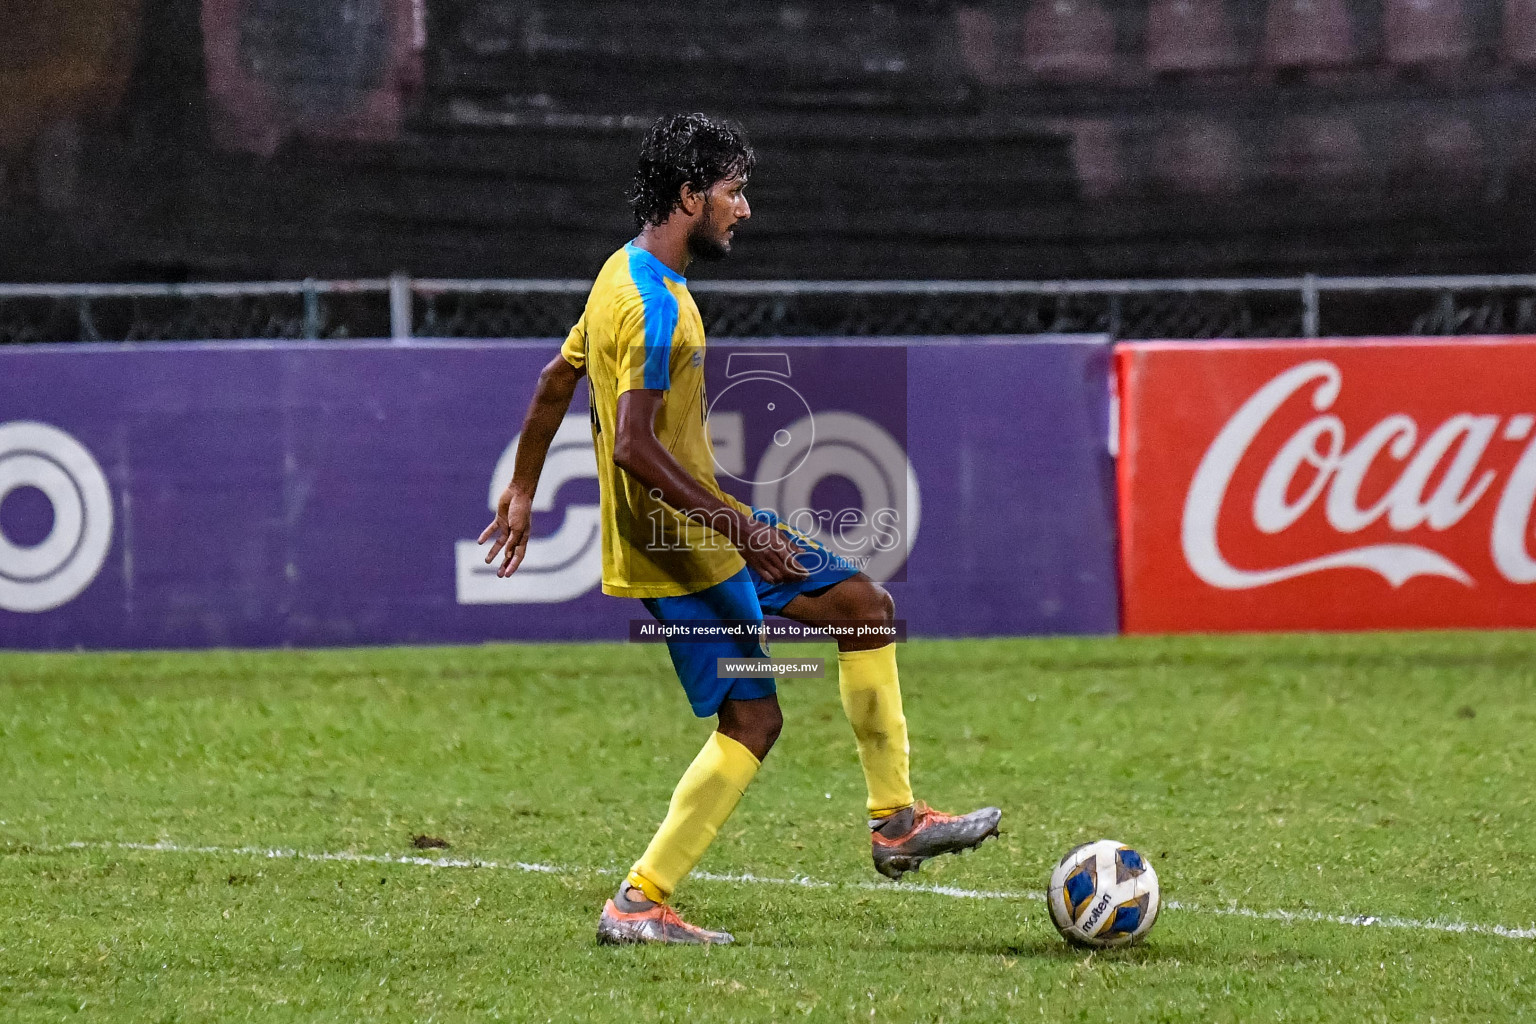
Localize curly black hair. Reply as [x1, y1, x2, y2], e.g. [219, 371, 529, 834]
[628, 113, 755, 230]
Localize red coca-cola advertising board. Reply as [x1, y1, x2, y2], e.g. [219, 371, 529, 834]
[1117, 338, 1536, 632]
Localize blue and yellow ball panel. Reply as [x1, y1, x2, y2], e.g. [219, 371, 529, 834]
[1104, 893, 1152, 935]
[1064, 858, 1098, 921]
[1115, 845, 1147, 884]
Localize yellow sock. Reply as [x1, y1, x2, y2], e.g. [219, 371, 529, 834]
[838, 644, 914, 817]
[627, 730, 760, 903]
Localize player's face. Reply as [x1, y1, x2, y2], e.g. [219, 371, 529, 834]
[687, 174, 750, 261]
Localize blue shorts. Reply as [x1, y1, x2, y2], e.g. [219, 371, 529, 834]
[640, 509, 861, 718]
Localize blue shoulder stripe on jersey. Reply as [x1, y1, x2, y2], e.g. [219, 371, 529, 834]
[625, 243, 684, 391]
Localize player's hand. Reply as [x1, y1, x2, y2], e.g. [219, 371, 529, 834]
[478, 485, 533, 578]
[740, 518, 808, 584]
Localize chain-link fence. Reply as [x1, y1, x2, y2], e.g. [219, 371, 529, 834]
[692, 285, 1311, 340]
[7, 275, 1536, 344]
[0, 282, 392, 345]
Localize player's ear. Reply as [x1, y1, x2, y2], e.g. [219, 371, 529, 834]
[679, 182, 705, 217]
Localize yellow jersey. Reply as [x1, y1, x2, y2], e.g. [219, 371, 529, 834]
[559, 243, 749, 598]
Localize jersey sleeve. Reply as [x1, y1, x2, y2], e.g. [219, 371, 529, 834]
[559, 313, 586, 370]
[614, 282, 679, 394]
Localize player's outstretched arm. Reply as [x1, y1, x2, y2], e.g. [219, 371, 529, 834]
[479, 353, 585, 577]
[613, 388, 806, 584]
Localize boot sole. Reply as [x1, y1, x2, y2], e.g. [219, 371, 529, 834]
[596, 920, 732, 946]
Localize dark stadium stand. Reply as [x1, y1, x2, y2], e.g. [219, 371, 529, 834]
[1145, 0, 1244, 76]
[1262, 0, 1357, 69]
[1, 0, 1535, 284]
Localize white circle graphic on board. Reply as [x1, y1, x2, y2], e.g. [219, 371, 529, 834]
[0, 421, 113, 613]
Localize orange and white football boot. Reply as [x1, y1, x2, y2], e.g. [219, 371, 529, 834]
[596, 886, 735, 946]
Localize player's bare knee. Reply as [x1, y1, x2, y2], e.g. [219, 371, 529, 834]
[742, 718, 780, 760]
[875, 585, 895, 624]
[760, 713, 783, 753]
[849, 582, 894, 627]
[761, 702, 784, 749]
[719, 700, 782, 759]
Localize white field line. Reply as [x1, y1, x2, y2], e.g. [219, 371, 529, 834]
[12, 839, 1531, 942]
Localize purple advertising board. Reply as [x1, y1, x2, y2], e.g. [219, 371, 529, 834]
[0, 336, 1117, 649]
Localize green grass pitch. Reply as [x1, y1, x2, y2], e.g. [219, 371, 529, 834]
[3, 632, 1534, 1022]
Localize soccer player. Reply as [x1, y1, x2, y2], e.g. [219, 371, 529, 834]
[478, 113, 1001, 945]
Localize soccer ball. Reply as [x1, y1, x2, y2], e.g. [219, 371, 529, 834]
[1047, 839, 1160, 948]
